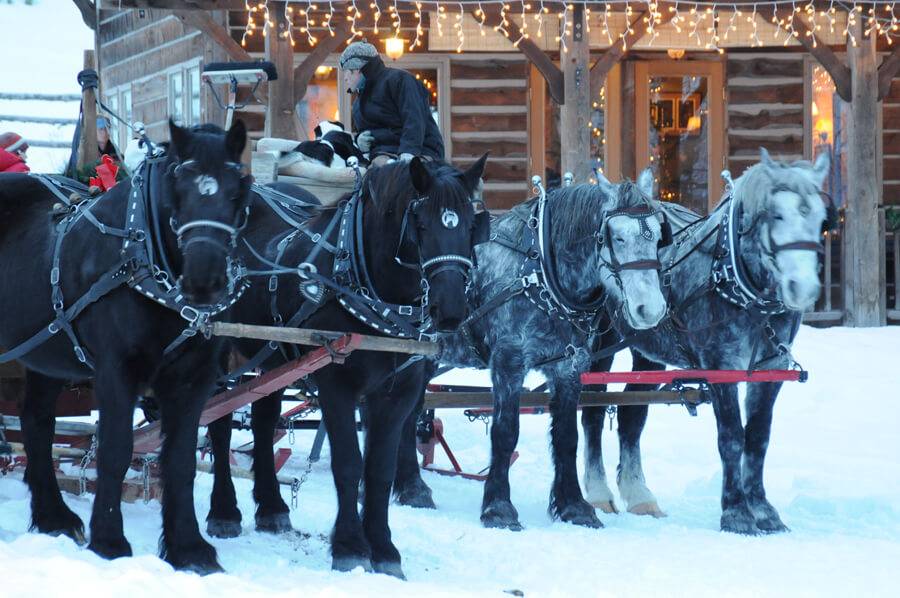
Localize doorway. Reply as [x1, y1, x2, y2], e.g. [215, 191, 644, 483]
[635, 60, 724, 214]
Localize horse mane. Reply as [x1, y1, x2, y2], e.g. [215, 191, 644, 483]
[720, 157, 823, 222]
[363, 160, 473, 226]
[547, 181, 649, 241]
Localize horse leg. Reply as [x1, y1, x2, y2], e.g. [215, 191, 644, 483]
[617, 350, 665, 517]
[581, 352, 617, 513]
[711, 383, 756, 535]
[392, 377, 436, 509]
[252, 391, 292, 533]
[21, 371, 85, 543]
[547, 372, 602, 528]
[87, 366, 138, 560]
[154, 369, 221, 574]
[362, 372, 423, 579]
[205, 414, 242, 538]
[316, 371, 371, 572]
[481, 347, 526, 530]
[743, 381, 788, 533]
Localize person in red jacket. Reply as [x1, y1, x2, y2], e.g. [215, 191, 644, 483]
[0, 132, 30, 173]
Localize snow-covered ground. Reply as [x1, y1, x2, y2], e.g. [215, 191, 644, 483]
[2, 325, 899, 596]
[0, 1, 94, 173]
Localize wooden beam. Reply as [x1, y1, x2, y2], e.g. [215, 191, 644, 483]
[72, 0, 97, 30]
[293, 18, 353, 104]
[560, 3, 591, 183]
[788, 13, 852, 103]
[77, 50, 99, 171]
[265, 2, 299, 139]
[590, 4, 676, 99]
[844, 24, 886, 326]
[176, 9, 268, 103]
[479, 6, 564, 104]
[877, 45, 900, 101]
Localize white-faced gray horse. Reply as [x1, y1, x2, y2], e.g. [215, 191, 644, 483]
[430, 173, 669, 530]
[581, 149, 831, 534]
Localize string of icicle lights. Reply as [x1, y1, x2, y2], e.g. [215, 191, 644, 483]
[240, 0, 900, 53]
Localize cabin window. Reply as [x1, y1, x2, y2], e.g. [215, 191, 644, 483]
[168, 63, 202, 128]
[808, 62, 848, 209]
[187, 66, 201, 126]
[169, 71, 185, 125]
[297, 65, 340, 140]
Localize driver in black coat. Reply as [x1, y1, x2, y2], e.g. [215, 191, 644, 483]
[339, 41, 445, 166]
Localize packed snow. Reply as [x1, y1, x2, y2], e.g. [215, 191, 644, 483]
[2, 326, 900, 596]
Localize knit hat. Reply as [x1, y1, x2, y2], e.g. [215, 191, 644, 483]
[340, 41, 379, 71]
[97, 116, 110, 130]
[0, 132, 28, 154]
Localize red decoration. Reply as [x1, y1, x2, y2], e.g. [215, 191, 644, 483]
[89, 154, 120, 192]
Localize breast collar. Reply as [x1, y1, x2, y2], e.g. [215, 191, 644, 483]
[492, 197, 605, 331]
[125, 157, 248, 327]
[710, 192, 786, 316]
[331, 187, 432, 339]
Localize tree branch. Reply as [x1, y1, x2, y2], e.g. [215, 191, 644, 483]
[877, 45, 900, 101]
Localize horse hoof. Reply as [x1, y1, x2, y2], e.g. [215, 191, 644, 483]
[88, 536, 133, 560]
[591, 500, 619, 515]
[373, 560, 406, 580]
[756, 517, 790, 534]
[255, 512, 293, 534]
[720, 507, 760, 536]
[332, 555, 374, 573]
[394, 481, 436, 509]
[558, 503, 604, 529]
[481, 502, 523, 531]
[162, 540, 223, 575]
[207, 518, 242, 539]
[628, 501, 667, 518]
[34, 511, 87, 545]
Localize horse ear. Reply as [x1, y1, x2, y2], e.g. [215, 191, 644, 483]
[463, 152, 489, 193]
[811, 151, 830, 188]
[409, 157, 432, 194]
[225, 120, 247, 162]
[760, 147, 775, 168]
[168, 118, 191, 159]
[637, 168, 655, 198]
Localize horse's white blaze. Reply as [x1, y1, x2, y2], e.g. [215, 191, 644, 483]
[604, 216, 667, 329]
[195, 175, 219, 196]
[768, 189, 826, 311]
[441, 209, 459, 229]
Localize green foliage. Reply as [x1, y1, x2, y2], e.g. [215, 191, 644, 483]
[886, 207, 900, 233]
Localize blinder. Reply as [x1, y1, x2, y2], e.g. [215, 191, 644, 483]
[599, 206, 667, 272]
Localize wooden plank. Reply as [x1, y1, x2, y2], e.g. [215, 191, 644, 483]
[728, 109, 803, 130]
[210, 322, 440, 356]
[454, 158, 527, 181]
[883, 183, 900, 205]
[844, 25, 886, 326]
[728, 134, 803, 156]
[78, 50, 99, 171]
[452, 138, 527, 159]
[728, 84, 804, 105]
[132, 96, 167, 127]
[560, 3, 591, 184]
[265, 3, 298, 140]
[884, 157, 900, 177]
[101, 16, 187, 67]
[451, 87, 527, 106]
[452, 113, 527, 133]
[883, 132, 900, 155]
[726, 57, 804, 78]
[884, 105, 900, 130]
[132, 73, 167, 102]
[484, 189, 527, 210]
[423, 390, 703, 410]
[103, 34, 205, 88]
[528, 63, 546, 185]
[451, 60, 529, 79]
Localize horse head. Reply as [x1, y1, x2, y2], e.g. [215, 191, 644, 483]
[553, 170, 667, 330]
[164, 119, 252, 307]
[376, 153, 489, 332]
[736, 148, 830, 311]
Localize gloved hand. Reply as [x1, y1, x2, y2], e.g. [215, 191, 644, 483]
[399, 153, 415, 162]
[356, 130, 375, 153]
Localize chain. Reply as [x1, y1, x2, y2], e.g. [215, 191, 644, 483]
[288, 416, 295, 445]
[79, 434, 98, 495]
[290, 457, 314, 509]
[141, 454, 157, 504]
[606, 405, 617, 431]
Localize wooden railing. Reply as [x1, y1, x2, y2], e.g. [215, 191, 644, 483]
[803, 222, 900, 325]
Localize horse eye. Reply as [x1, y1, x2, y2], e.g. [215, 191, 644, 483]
[773, 214, 784, 221]
[614, 236, 625, 243]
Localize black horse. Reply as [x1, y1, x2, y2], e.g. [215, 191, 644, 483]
[205, 155, 488, 578]
[0, 121, 252, 573]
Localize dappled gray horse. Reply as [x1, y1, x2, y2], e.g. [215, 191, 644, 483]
[436, 174, 668, 530]
[581, 149, 831, 534]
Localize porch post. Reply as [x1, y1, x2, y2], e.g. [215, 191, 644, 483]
[560, 4, 592, 184]
[265, 2, 299, 139]
[844, 21, 886, 326]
